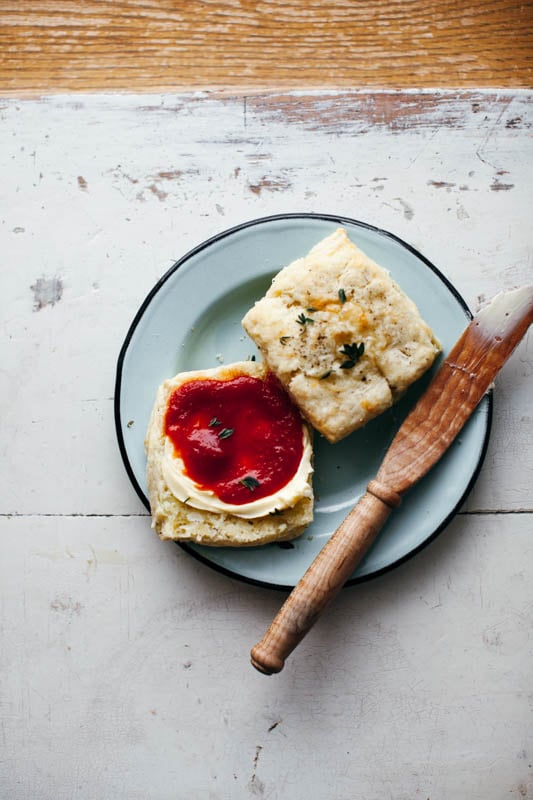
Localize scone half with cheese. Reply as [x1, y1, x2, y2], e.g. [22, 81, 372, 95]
[145, 361, 314, 546]
[242, 228, 441, 443]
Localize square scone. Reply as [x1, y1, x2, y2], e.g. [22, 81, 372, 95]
[145, 361, 314, 546]
[242, 228, 441, 443]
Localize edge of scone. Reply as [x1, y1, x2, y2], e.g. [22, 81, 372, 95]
[242, 228, 441, 443]
[145, 361, 314, 546]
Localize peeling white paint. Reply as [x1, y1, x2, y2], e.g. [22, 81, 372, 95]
[0, 91, 532, 799]
[0, 91, 531, 514]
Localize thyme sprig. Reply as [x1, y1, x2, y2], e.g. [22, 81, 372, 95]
[240, 475, 261, 491]
[339, 342, 365, 369]
[296, 312, 314, 327]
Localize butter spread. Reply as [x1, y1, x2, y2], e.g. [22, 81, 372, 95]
[162, 426, 313, 519]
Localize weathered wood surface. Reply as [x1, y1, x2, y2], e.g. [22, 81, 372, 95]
[1, 515, 532, 798]
[1, 91, 532, 798]
[1, 1, 532, 94]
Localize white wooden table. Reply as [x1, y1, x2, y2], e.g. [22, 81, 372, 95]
[1, 90, 532, 799]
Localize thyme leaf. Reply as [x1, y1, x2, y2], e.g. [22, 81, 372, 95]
[339, 342, 365, 369]
[240, 475, 261, 491]
[296, 312, 314, 326]
[279, 336, 291, 345]
[208, 417, 221, 427]
[320, 370, 332, 380]
[338, 288, 347, 304]
[218, 428, 234, 439]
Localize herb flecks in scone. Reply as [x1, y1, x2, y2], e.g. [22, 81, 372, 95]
[242, 228, 441, 443]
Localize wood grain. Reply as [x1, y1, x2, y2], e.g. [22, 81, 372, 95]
[1, 0, 532, 94]
[251, 292, 533, 674]
[380, 288, 533, 494]
[251, 488, 396, 674]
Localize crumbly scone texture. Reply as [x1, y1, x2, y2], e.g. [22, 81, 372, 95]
[242, 228, 441, 443]
[145, 361, 313, 546]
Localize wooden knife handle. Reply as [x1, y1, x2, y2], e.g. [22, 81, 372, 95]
[250, 481, 401, 675]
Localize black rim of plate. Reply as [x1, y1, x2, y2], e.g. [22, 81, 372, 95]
[114, 212, 493, 591]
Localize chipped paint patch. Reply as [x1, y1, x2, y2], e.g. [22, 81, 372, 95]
[247, 91, 518, 136]
[249, 745, 264, 796]
[428, 180, 456, 190]
[395, 197, 414, 220]
[491, 177, 515, 191]
[246, 152, 272, 164]
[248, 175, 292, 195]
[157, 170, 183, 180]
[108, 166, 139, 184]
[30, 277, 63, 311]
[77, 175, 88, 191]
[50, 595, 82, 615]
[148, 183, 168, 201]
[109, 165, 201, 202]
[153, 169, 199, 181]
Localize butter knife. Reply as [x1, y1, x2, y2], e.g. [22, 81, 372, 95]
[251, 285, 533, 675]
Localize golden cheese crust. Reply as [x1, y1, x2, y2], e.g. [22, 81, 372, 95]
[145, 361, 313, 546]
[242, 228, 441, 443]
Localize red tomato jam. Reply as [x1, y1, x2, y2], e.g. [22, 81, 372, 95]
[164, 373, 304, 505]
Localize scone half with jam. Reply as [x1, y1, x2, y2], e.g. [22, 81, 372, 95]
[145, 361, 313, 546]
[242, 228, 441, 443]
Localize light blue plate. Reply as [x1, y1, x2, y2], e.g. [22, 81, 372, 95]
[115, 214, 491, 589]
